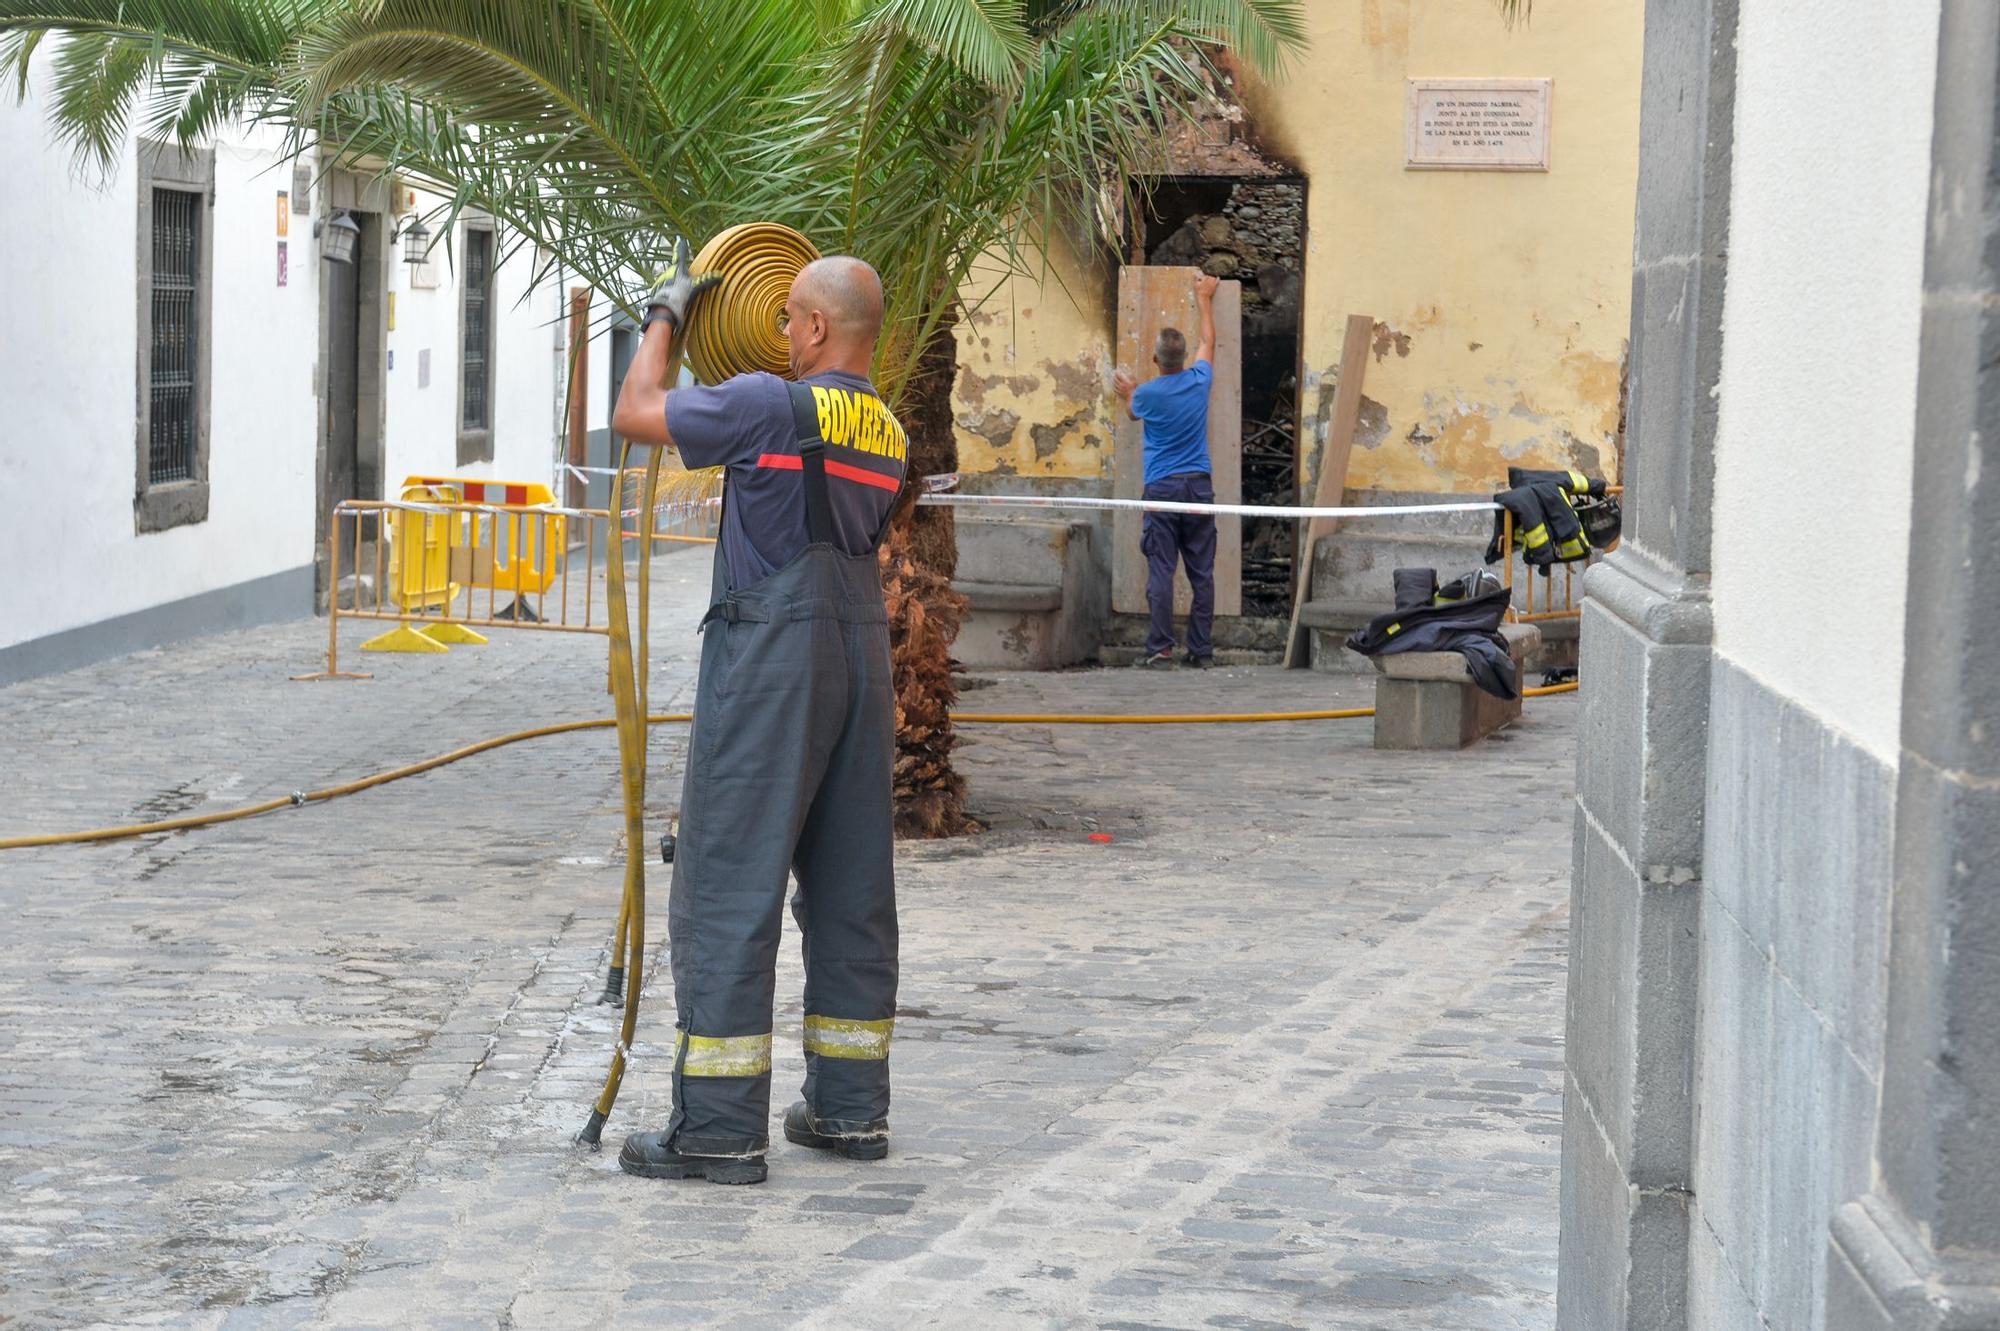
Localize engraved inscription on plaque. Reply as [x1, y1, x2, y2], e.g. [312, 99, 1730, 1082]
[1406, 78, 1552, 172]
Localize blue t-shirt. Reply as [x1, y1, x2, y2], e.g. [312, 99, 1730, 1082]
[666, 370, 907, 588]
[1130, 359, 1213, 484]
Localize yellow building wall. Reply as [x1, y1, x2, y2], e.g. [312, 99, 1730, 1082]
[1253, 0, 1642, 492]
[953, 235, 1118, 480]
[951, 0, 1643, 495]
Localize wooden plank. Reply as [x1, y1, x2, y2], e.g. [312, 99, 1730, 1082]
[566, 288, 589, 510]
[1282, 312, 1375, 667]
[1111, 268, 1242, 620]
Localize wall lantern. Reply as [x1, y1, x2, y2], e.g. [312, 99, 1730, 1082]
[400, 215, 432, 270]
[314, 209, 361, 265]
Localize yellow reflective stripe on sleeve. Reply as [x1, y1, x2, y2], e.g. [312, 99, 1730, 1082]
[1523, 523, 1551, 548]
[1568, 469, 1588, 492]
[804, 1015, 894, 1060]
[676, 1030, 772, 1077]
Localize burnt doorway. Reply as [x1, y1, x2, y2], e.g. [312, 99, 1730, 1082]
[1133, 176, 1306, 619]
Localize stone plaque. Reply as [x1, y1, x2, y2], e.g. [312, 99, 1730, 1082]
[1406, 78, 1552, 172]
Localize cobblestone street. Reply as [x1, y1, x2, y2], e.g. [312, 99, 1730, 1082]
[0, 547, 1576, 1331]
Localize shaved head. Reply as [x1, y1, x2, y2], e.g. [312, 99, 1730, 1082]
[785, 255, 885, 378]
[792, 256, 883, 339]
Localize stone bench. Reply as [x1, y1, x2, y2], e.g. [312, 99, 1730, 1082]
[950, 516, 1099, 669]
[1297, 598, 1385, 674]
[1371, 621, 1543, 750]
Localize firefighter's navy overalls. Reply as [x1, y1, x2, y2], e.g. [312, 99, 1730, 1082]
[661, 381, 903, 1161]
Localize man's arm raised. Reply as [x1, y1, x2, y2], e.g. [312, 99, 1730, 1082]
[1194, 273, 1218, 366]
[610, 237, 720, 448]
[1113, 367, 1140, 421]
[611, 317, 677, 447]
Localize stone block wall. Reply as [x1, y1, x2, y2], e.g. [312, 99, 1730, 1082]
[1688, 662, 1895, 1328]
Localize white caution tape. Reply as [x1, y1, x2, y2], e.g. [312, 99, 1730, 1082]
[560, 465, 1491, 522]
[916, 491, 1499, 521]
[344, 497, 604, 520]
[566, 463, 961, 494]
[344, 495, 712, 524]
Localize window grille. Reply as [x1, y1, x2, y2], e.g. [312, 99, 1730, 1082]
[149, 187, 201, 484]
[461, 228, 493, 432]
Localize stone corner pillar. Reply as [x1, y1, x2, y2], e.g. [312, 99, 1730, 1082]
[1557, 0, 1738, 1326]
[1826, 2, 2000, 1327]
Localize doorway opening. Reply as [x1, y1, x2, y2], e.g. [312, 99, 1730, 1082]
[314, 201, 387, 608]
[1132, 175, 1306, 619]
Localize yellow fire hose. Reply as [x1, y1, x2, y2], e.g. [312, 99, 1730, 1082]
[0, 213, 1584, 1148]
[579, 221, 827, 1147]
[0, 684, 1577, 852]
[574, 433, 661, 1147]
[682, 223, 821, 385]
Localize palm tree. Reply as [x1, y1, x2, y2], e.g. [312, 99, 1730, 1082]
[2, 0, 1307, 834]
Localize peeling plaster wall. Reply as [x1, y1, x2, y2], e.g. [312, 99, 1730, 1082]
[953, 232, 1117, 482]
[1241, 0, 1643, 494]
[953, 2, 1645, 502]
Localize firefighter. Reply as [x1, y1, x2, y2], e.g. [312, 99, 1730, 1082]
[608, 243, 908, 1185]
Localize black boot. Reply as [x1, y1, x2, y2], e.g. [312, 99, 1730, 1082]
[783, 1101, 888, 1161]
[618, 1131, 767, 1184]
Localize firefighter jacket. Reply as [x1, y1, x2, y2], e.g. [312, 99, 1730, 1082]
[1345, 568, 1518, 700]
[1483, 467, 1619, 569]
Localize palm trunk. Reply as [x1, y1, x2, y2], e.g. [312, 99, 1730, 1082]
[881, 312, 973, 837]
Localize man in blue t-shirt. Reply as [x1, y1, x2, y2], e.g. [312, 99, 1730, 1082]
[1114, 272, 1220, 668]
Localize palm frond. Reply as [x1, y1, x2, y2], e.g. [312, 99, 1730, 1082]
[8, 0, 1309, 405]
[1088, 0, 1308, 78]
[861, 0, 1032, 88]
[0, 0, 313, 171]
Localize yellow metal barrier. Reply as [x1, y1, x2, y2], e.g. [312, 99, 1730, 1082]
[293, 496, 617, 683]
[401, 475, 567, 613]
[357, 484, 487, 653]
[1498, 484, 1623, 624]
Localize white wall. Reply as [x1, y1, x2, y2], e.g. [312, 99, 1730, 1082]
[0, 77, 568, 657]
[1709, 0, 1941, 762]
[381, 189, 567, 493]
[0, 101, 322, 648]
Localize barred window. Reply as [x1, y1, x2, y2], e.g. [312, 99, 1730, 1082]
[457, 223, 495, 462]
[148, 188, 201, 484]
[135, 142, 213, 532]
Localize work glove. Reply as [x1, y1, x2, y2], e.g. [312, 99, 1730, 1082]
[640, 236, 720, 335]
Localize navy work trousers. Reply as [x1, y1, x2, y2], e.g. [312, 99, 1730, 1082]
[664, 538, 899, 1158]
[1141, 471, 1217, 659]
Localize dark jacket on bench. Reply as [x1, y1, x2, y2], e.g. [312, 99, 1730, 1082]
[1345, 569, 1519, 700]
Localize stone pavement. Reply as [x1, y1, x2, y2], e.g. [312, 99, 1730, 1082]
[0, 546, 1576, 1331]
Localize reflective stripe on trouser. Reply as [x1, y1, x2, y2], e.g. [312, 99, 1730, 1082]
[796, 1012, 894, 1138]
[665, 539, 898, 1158]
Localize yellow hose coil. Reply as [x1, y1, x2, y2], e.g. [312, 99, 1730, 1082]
[683, 222, 822, 384]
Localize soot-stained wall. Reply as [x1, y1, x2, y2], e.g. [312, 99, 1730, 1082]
[951, 0, 1644, 504]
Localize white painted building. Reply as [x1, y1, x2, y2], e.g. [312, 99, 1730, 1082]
[0, 78, 597, 684]
[1558, 2, 2000, 1328]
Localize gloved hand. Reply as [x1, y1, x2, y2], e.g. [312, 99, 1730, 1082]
[640, 236, 720, 335]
